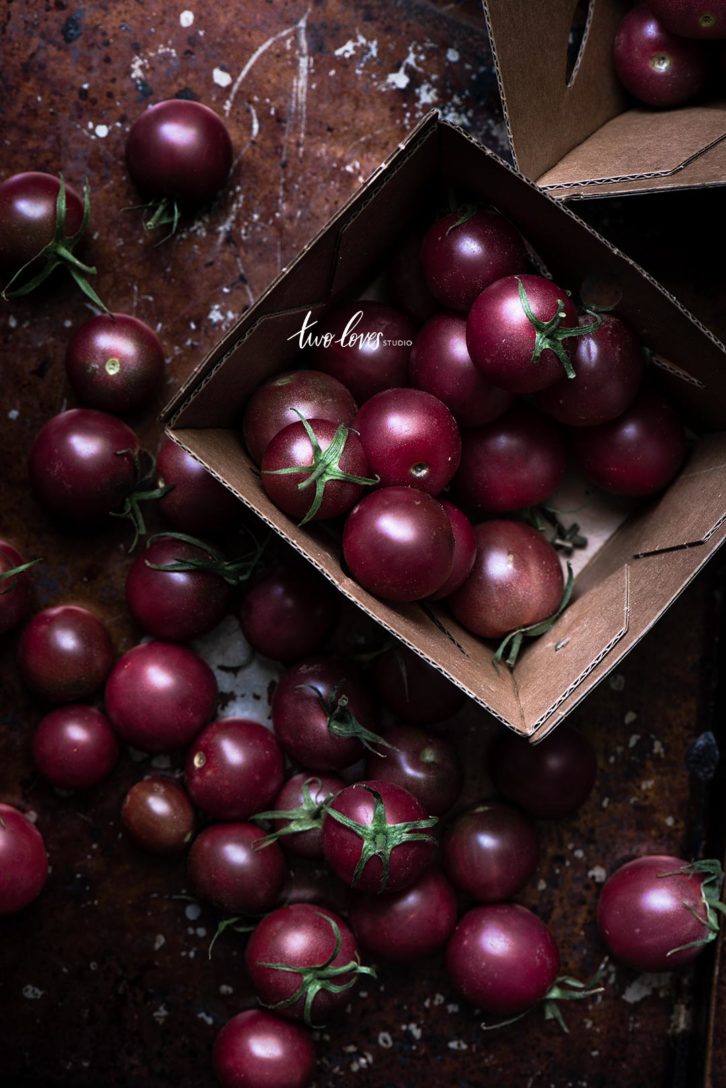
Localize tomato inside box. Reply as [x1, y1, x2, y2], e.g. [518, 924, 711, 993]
[163, 114, 726, 738]
[483, 0, 726, 198]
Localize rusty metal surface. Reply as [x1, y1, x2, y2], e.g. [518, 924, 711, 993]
[0, 2, 724, 1086]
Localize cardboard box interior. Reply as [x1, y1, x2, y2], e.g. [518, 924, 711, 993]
[164, 115, 726, 737]
[483, 0, 726, 199]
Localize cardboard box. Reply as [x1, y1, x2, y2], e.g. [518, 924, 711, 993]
[163, 114, 726, 738]
[483, 0, 726, 199]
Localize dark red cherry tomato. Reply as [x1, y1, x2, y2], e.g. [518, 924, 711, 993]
[244, 903, 370, 1024]
[126, 534, 231, 641]
[443, 802, 538, 901]
[188, 822, 286, 914]
[322, 780, 436, 894]
[372, 643, 467, 725]
[271, 657, 382, 771]
[243, 369, 357, 466]
[467, 274, 581, 394]
[353, 388, 461, 495]
[409, 313, 512, 428]
[239, 560, 340, 663]
[126, 99, 233, 206]
[429, 501, 477, 600]
[453, 405, 567, 514]
[278, 860, 350, 916]
[570, 388, 686, 496]
[613, 5, 709, 106]
[309, 301, 415, 403]
[365, 724, 463, 816]
[349, 866, 458, 962]
[0, 541, 34, 635]
[535, 314, 643, 427]
[263, 773, 345, 860]
[0, 803, 48, 914]
[32, 705, 119, 790]
[489, 722, 597, 819]
[387, 228, 439, 324]
[261, 419, 373, 524]
[420, 209, 527, 312]
[0, 172, 83, 276]
[121, 776, 196, 854]
[648, 0, 726, 37]
[156, 438, 242, 536]
[213, 1009, 316, 1088]
[597, 855, 724, 971]
[186, 718, 284, 821]
[18, 605, 114, 704]
[105, 641, 217, 751]
[447, 521, 564, 640]
[64, 313, 165, 415]
[446, 904, 560, 1015]
[29, 409, 141, 522]
[342, 486, 454, 602]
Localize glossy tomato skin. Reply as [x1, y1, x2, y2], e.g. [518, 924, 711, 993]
[446, 904, 560, 1014]
[271, 657, 380, 771]
[309, 301, 415, 403]
[185, 718, 284, 821]
[614, 5, 709, 106]
[213, 1009, 316, 1088]
[0, 541, 33, 635]
[29, 409, 140, 521]
[428, 501, 477, 601]
[18, 605, 114, 704]
[447, 521, 564, 640]
[105, 641, 217, 752]
[571, 388, 686, 497]
[156, 438, 242, 535]
[239, 561, 340, 663]
[365, 724, 463, 816]
[349, 867, 458, 962]
[535, 314, 643, 427]
[489, 722, 597, 819]
[243, 370, 357, 465]
[0, 804, 48, 914]
[65, 313, 165, 415]
[409, 313, 512, 429]
[268, 773, 345, 859]
[467, 274, 580, 394]
[372, 643, 466, 725]
[121, 776, 196, 854]
[0, 172, 84, 274]
[443, 802, 538, 901]
[597, 854, 717, 971]
[420, 210, 527, 312]
[342, 486, 454, 602]
[353, 388, 461, 495]
[261, 419, 371, 522]
[648, 0, 726, 37]
[245, 903, 363, 1023]
[322, 779, 435, 893]
[126, 535, 231, 641]
[453, 405, 567, 514]
[33, 705, 119, 790]
[126, 99, 233, 204]
[189, 822, 286, 914]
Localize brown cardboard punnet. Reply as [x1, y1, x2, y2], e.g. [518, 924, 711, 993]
[483, 0, 726, 198]
[163, 114, 726, 738]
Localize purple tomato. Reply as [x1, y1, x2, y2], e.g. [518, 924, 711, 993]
[648, 0, 726, 37]
[0, 804, 48, 914]
[443, 802, 538, 901]
[365, 724, 463, 816]
[186, 718, 284, 821]
[309, 301, 415, 403]
[156, 438, 242, 536]
[65, 313, 165, 415]
[0, 541, 35, 635]
[372, 643, 467, 724]
[349, 866, 458, 962]
[18, 605, 114, 704]
[32, 705, 119, 790]
[489, 722, 597, 819]
[121, 776, 196, 854]
[614, 5, 710, 106]
[428, 501, 477, 600]
[262, 773, 345, 860]
[239, 560, 340, 663]
[213, 1009, 316, 1088]
[189, 822, 287, 914]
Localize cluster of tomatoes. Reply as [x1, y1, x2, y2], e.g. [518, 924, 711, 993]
[613, 0, 726, 107]
[245, 203, 686, 663]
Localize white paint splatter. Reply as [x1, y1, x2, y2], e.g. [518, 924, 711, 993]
[179, 10, 194, 27]
[197, 1011, 214, 1025]
[333, 32, 378, 72]
[621, 973, 670, 1004]
[94, 124, 109, 138]
[224, 9, 311, 118]
[22, 985, 44, 1000]
[385, 43, 424, 91]
[185, 903, 202, 920]
[446, 48, 460, 62]
[153, 1004, 169, 1023]
[624, 710, 638, 724]
[588, 865, 607, 883]
[213, 67, 232, 88]
[154, 934, 166, 951]
[8, 409, 19, 420]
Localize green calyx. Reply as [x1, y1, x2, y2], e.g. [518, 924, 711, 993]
[252, 777, 332, 848]
[2, 175, 109, 312]
[256, 911, 377, 1027]
[521, 506, 588, 557]
[110, 449, 173, 551]
[207, 915, 256, 960]
[661, 858, 726, 957]
[0, 557, 42, 595]
[126, 196, 182, 243]
[304, 682, 395, 758]
[493, 563, 574, 669]
[445, 202, 479, 235]
[481, 965, 605, 1034]
[517, 277, 600, 380]
[325, 784, 437, 892]
[262, 413, 378, 526]
[144, 528, 268, 586]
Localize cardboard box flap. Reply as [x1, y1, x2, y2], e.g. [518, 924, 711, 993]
[538, 105, 726, 190]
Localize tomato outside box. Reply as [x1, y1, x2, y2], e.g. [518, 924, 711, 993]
[162, 113, 726, 739]
[482, 0, 726, 199]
